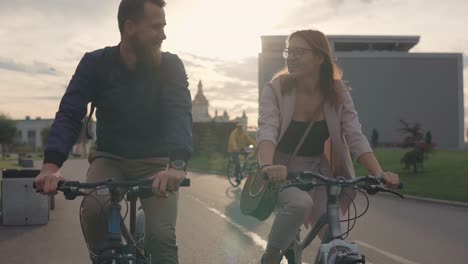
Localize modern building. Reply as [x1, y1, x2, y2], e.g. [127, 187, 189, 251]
[258, 35, 464, 149]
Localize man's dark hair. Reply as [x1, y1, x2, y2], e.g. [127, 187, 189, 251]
[118, 0, 166, 34]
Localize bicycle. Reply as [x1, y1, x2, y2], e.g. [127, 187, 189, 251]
[269, 171, 404, 264]
[226, 144, 257, 187]
[34, 178, 190, 264]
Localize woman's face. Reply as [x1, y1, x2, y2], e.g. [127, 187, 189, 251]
[285, 36, 324, 78]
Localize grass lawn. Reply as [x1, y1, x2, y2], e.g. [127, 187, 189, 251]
[354, 148, 468, 203]
[0, 160, 21, 199]
[189, 153, 231, 174]
[189, 148, 468, 203]
[0, 160, 21, 170]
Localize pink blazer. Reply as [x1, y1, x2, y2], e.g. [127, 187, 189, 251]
[257, 77, 373, 180]
[256, 77, 374, 226]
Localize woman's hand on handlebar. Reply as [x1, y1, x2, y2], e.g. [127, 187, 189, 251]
[262, 165, 287, 183]
[380, 171, 400, 189]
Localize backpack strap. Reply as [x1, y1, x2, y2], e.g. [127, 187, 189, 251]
[85, 46, 114, 139]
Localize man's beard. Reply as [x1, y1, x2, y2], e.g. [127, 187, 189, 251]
[130, 35, 162, 68]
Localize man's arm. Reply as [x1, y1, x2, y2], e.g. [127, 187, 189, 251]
[44, 52, 99, 168]
[36, 52, 99, 193]
[151, 54, 192, 197]
[161, 54, 193, 163]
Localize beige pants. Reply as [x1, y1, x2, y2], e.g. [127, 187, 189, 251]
[80, 151, 179, 264]
[267, 151, 333, 251]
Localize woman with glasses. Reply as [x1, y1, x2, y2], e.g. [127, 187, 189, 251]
[256, 29, 400, 264]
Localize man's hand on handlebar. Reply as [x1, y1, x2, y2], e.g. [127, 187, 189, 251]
[34, 163, 66, 194]
[151, 168, 186, 198]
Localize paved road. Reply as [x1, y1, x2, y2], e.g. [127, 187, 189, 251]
[1, 160, 467, 263]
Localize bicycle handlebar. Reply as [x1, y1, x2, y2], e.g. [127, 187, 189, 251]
[33, 178, 190, 192]
[262, 171, 404, 198]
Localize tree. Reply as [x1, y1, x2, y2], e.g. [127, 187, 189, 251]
[425, 131, 432, 145]
[76, 118, 96, 158]
[41, 126, 51, 148]
[0, 113, 17, 159]
[371, 128, 379, 148]
[399, 120, 436, 173]
[399, 119, 423, 148]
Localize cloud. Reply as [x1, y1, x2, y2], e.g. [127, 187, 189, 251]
[329, 0, 378, 7]
[0, 1, 114, 18]
[0, 57, 60, 76]
[215, 57, 258, 83]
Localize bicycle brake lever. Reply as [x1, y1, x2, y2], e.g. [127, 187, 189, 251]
[381, 188, 405, 199]
[361, 185, 405, 199]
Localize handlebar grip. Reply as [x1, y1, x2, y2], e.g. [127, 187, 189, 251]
[397, 182, 404, 189]
[375, 175, 404, 189]
[180, 178, 190, 187]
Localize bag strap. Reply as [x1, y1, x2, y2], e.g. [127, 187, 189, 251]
[286, 101, 325, 165]
[85, 46, 114, 139]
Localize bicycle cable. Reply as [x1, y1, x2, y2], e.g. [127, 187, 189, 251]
[338, 187, 370, 239]
[78, 187, 107, 255]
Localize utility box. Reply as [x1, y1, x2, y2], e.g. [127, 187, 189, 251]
[1, 169, 49, 225]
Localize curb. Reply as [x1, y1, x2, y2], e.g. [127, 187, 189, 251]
[378, 192, 468, 208]
[188, 169, 468, 209]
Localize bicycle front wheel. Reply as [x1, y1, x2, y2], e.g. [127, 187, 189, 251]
[226, 160, 241, 187]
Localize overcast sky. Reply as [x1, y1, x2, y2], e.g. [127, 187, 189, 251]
[0, 0, 467, 129]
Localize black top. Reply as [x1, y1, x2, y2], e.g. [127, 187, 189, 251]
[276, 120, 329, 157]
[44, 45, 193, 167]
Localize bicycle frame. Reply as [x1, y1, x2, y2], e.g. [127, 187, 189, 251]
[91, 187, 148, 264]
[285, 184, 361, 264]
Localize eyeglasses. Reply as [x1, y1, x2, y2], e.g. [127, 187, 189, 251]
[282, 48, 316, 59]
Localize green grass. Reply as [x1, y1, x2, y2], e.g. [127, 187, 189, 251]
[0, 160, 21, 200]
[189, 148, 468, 203]
[189, 153, 230, 174]
[0, 160, 20, 170]
[354, 148, 468, 203]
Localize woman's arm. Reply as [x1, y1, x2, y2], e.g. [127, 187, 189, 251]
[256, 82, 281, 165]
[258, 140, 275, 167]
[357, 152, 382, 176]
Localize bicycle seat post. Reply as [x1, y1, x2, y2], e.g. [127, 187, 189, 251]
[326, 184, 343, 240]
[108, 188, 123, 241]
[127, 188, 139, 237]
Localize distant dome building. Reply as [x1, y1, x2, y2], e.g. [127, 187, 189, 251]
[192, 81, 211, 122]
[231, 111, 248, 128]
[191, 80, 249, 127]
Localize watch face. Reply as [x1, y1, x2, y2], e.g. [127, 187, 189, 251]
[172, 160, 186, 169]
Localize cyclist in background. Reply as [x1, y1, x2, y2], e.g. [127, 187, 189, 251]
[228, 123, 256, 183]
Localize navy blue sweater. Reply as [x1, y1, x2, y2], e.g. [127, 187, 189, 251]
[44, 45, 193, 167]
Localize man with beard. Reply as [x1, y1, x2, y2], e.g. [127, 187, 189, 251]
[34, 0, 192, 263]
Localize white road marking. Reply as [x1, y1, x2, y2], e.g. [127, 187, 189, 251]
[189, 194, 415, 264]
[355, 240, 421, 264]
[189, 195, 309, 264]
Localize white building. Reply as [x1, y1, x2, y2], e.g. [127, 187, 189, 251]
[15, 116, 54, 151]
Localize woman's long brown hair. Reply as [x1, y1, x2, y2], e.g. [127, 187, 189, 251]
[273, 30, 344, 106]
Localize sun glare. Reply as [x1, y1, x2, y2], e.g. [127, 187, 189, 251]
[166, 0, 287, 60]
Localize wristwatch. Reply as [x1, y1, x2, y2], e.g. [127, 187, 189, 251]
[169, 160, 187, 171]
